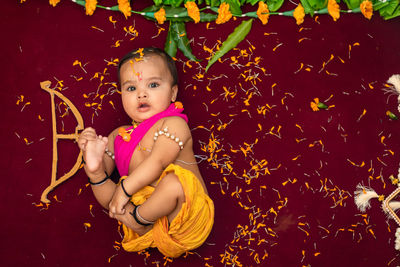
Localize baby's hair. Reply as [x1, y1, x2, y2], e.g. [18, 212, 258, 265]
[118, 47, 178, 86]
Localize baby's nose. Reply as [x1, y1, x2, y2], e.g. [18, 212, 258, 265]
[137, 90, 148, 99]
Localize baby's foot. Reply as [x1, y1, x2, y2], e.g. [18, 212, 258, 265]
[84, 135, 108, 175]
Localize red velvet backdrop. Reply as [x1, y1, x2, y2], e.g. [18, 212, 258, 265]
[2, 0, 400, 266]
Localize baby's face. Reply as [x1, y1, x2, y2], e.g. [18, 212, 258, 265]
[119, 54, 177, 122]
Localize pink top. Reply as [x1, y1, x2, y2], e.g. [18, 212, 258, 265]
[114, 103, 188, 176]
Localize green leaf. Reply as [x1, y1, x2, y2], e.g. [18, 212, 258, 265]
[247, 0, 260, 5]
[211, 0, 221, 7]
[379, 0, 399, 17]
[172, 0, 185, 7]
[205, 19, 253, 72]
[317, 102, 328, 109]
[170, 21, 200, 61]
[165, 24, 178, 58]
[373, 0, 390, 11]
[343, 0, 360, 10]
[142, 5, 159, 12]
[267, 0, 285, 12]
[300, 0, 315, 16]
[387, 110, 398, 120]
[307, 0, 327, 10]
[154, 0, 163, 5]
[383, 4, 400, 19]
[225, 0, 242, 15]
[200, 12, 218, 21]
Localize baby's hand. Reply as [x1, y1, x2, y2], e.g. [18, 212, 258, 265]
[78, 127, 97, 151]
[109, 186, 130, 217]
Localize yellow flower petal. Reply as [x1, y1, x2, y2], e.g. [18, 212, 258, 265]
[293, 4, 305, 25]
[49, 0, 61, 7]
[328, 0, 340, 21]
[185, 1, 200, 23]
[118, 0, 132, 19]
[310, 98, 320, 111]
[154, 7, 166, 24]
[85, 0, 97, 16]
[360, 0, 373, 20]
[216, 2, 232, 24]
[257, 1, 270, 25]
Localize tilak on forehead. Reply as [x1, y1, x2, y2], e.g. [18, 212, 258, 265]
[126, 48, 150, 82]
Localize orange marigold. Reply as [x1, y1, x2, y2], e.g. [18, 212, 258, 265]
[293, 4, 305, 25]
[310, 98, 320, 111]
[185, 1, 200, 23]
[85, 0, 97, 16]
[360, 0, 373, 20]
[257, 1, 270, 25]
[328, 0, 340, 21]
[118, 0, 131, 19]
[154, 7, 166, 24]
[174, 101, 184, 109]
[216, 2, 232, 24]
[49, 0, 60, 7]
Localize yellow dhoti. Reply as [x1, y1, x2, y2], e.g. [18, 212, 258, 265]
[121, 164, 214, 258]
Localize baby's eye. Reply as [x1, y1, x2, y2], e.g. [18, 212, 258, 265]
[149, 82, 159, 88]
[127, 86, 136, 92]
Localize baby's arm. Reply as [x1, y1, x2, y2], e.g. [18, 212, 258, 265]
[108, 117, 191, 215]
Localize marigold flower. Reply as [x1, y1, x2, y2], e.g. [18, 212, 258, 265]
[360, 0, 373, 20]
[85, 0, 97, 16]
[257, 1, 270, 25]
[49, 0, 61, 7]
[154, 7, 166, 24]
[310, 98, 320, 111]
[185, 1, 200, 23]
[118, 0, 131, 19]
[328, 0, 340, 21]
[174, 101, 184, 109]
[293, 4, 305, 25]
[310, 98, 328, 111]
[386, 110, 398, 120]
[216, 2, 232, 24]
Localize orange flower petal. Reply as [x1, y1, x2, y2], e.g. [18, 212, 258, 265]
[257, 1, 270, 25]
[328, 0, 340, 21]
[360, 0, 373, 20]
[293, 4, 305, 25]
[154, 7, 166, 24]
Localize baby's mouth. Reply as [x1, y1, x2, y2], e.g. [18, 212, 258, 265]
[138, 103, 150, 110]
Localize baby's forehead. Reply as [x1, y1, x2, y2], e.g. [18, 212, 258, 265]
[122, 54, 173, 80]
[130, 54, 166, 68]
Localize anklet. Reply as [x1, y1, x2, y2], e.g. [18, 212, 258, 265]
[130, 205, 155, 226]
[120, 179, 132, 198]
[104, 148, 115, 160]
[88, 171, 110, 186]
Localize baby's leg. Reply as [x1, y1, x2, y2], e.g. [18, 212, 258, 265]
[120, 173, 185, 235]
[85, 136, 117, 209]
[84, 135, 108, 174]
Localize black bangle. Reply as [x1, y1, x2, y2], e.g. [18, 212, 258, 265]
[88, 171, 110, 186]
[130, 205, 152, 226]
[120, 179, 132, 198]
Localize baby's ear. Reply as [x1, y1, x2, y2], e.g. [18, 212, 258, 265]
[171, 84, 178, 102]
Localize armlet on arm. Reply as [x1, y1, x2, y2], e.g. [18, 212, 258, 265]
[153, 126, 184, 150]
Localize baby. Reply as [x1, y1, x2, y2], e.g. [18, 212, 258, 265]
[78, 47, 214, 257]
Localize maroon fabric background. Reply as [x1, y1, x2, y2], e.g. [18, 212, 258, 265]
[2, 0, 400, 266]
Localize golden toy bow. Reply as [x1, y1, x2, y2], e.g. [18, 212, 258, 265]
[40, 81, 85, 203]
